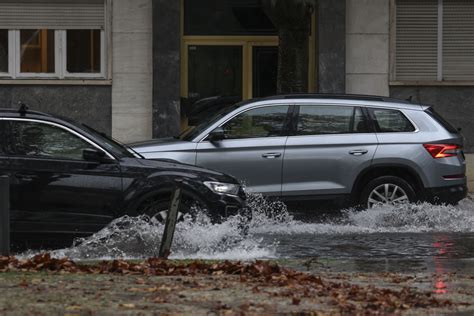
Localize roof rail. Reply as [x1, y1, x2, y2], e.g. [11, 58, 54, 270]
[0, 104, 51, 117]
[262, 93, 414, 104]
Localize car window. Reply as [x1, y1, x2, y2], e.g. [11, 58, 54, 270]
[369, 108, 415, 132]
[221, 105, 289, 139]
[4, 120, 96, 160]
[353, 107, 371, 133]
[296, 105, 356, 135]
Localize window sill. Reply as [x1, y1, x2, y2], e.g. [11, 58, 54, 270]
[390, 81, 474, 86]
[0, 79, 112, 85]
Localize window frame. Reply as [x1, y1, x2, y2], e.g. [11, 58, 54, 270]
[389, 0, 474, 86]
[0, 0, 111, 83]
[0, 30, 13, 78]
[6, 29, 107, 80]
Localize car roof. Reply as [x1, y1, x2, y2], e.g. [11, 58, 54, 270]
[240, 94, 426, 111]
[0, 107, 52, 117]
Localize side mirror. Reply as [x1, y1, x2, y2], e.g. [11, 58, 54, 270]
[83, 148, 111, 163]
[207, 127, 225, 142]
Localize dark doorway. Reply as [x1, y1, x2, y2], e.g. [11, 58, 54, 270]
[252, 46, 278, 98]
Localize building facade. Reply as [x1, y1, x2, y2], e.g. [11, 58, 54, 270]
[1, 0, 473, 188]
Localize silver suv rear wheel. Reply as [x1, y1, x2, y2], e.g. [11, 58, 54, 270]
[361, 176, 416, 209]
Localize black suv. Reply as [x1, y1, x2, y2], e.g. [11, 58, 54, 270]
[0, 107, 246, 248]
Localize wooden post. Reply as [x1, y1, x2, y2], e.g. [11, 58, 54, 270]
[0, 176, 10, 256]
[159, 186, 182, 259]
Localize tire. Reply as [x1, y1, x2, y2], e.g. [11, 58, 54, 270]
[359, 176, 417, 209]
[135, 191, 208, 223]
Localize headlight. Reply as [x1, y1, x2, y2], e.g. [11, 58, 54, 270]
[204, 181, 240, 196]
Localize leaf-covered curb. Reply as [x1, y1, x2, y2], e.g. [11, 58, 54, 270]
[1, 253, 467, 314]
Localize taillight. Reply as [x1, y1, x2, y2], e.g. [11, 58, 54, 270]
[423, 144, 461, 158]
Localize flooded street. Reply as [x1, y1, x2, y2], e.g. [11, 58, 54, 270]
[31, 194, 473, 270]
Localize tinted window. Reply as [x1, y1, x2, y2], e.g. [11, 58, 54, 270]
[425, 107, 458, 134]
[369, 108, 415, 132]
[5, 120, 96, 160]
[296, 106, 356, 135]
[221, 105, 289, 139]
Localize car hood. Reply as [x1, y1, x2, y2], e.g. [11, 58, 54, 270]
[120, 157, 239, 184]
[130, 138, 195, 154]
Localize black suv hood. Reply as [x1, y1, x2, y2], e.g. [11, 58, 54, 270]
[121, 157, 239, 184]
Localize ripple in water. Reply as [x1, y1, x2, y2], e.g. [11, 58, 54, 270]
[40, 194, 474, 261]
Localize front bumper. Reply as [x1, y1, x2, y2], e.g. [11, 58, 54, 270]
[424, 184, 468, 205]
[201, 186, 248, 221]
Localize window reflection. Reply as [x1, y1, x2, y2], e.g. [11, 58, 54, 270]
[297, 106, 354, 135]
[20, 29, 55, 73]
[67, 30, 101, 73]
[6, 121, 94, 160]
[371, 109, 415, 132]
[0, 30, 7, 73]
[223, 106, 289, 139]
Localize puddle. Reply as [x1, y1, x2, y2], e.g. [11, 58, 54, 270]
[19, 194, 474, 263]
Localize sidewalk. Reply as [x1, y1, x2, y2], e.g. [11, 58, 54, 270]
[0, 255, 472, 315]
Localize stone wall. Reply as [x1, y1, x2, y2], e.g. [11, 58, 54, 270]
[111, 0, 153, 143]
[318, 0, 346, 93]
[0, 85, 111, 134]
[346, 0, 389, 96]
[152, 0, 181, 138]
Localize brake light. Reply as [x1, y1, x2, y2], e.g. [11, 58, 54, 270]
[423, 144, 461, 158]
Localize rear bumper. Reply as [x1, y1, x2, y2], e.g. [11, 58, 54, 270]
[424, 184, 468, 205]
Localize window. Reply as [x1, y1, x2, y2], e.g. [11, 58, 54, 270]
[5, 120, 95, 160]
[222, 106, 289, 139]
[0, 30, 7, 73]
[296, 106, 368, 136]
[369, 108, 415, 133]
[20, 30, 55, 73]
[394, 0, 474, 82]
[67, 30, 101, 74]
[0, 0, 107, 79]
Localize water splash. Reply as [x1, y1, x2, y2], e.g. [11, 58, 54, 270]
[32, 194, 474, 261]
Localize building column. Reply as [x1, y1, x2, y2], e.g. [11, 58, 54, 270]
[152, 0, 181, 138]
[317, 0, 346, 93]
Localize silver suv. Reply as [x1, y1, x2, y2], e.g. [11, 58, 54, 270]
[131, 94, 467, 208]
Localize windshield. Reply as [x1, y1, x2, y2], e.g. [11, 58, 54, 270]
[63, 118, 138, 158]
[179, 102, 242, 141]
[81, 124, 140, 158]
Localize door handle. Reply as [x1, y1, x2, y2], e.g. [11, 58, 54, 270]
[262, 153, 282, 159]
[349, 149, 369, 156]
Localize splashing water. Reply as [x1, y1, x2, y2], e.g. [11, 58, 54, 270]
[35, 194, 474, 261]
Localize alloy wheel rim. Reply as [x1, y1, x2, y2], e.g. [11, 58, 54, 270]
[367, 183, 409, 208]
[154, 209, 184, 222]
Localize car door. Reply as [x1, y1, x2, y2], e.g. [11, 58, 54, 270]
[2, 118, 123, 240]
[282, 105, 378, 197]
[196, 105, 292, 196]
